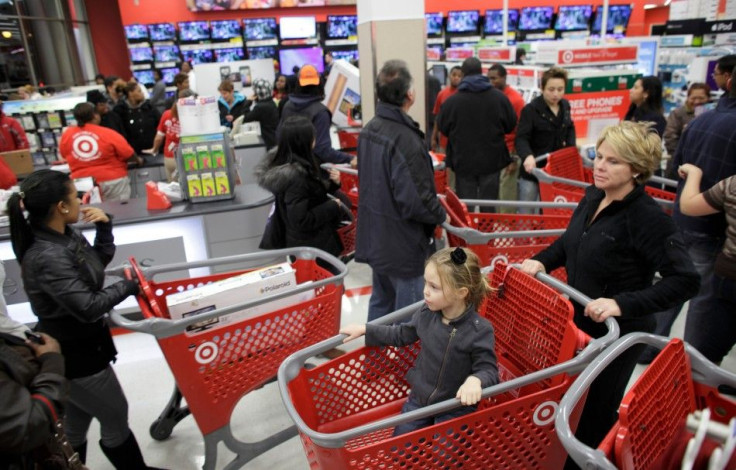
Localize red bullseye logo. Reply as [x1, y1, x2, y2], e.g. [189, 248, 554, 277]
[554, 195, 569, 204]
[562, 50, 574, 64]
[195, 341, 218, 364]
[72, 134, 99, 162]
[533, 400, 558, 426]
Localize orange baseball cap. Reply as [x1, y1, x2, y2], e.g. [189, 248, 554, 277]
[298, 65, 321, 86]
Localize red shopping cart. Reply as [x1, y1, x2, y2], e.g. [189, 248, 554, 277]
[557, 333, 736, 470]
[277, 265, 620, 470]
[109, 248, 347, 470]
[440, 189, 574, 279]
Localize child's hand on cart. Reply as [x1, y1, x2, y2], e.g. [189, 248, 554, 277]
[519, 259, 546, 276]
[456, 375, 482, 406]
[339, 324, 366, 343]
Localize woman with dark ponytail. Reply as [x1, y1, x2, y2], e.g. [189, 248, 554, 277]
[7, 170, 164, 470]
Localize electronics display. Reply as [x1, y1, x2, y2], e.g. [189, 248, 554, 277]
[243, 18, 278, 41]
[133, 70, 156, 87]
[40, 131, 56, 149]
[148, 23, 177, 41]
[446, 10, 480, 34]
[427, 45, 444, 61]
[124, 24, 149, 41]
[154, 44, 180, 62]
[215, 47, 246, 63]
[46, 112, 62, 130]
[706, 59, 719, 91]
[63, 111, 76, 127]
[188, 0, 277, 10]
[279, 16, 316, 40]
[430, 64, 447, 85]
[247, 46, 277, 60]
[592, 5, 632, 33]
[330, 49, 358, 62]
[211, 20, 241, 40]
[179, 21, 210, 42]
[129, 46, 153, 63]
[519, 6, 555, 31]
[181, 49, 214, 64]
[326, 15, 357, 39]
[426, 13, 443, 37]
[279, 47, 324, 75]
[555, 5, 593, 31]
[484, 9, 520, 34]
[19, 115, 35, 131]
[160, 67, 179, 85]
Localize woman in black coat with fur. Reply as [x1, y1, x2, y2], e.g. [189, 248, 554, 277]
[256, 115, 345, 257]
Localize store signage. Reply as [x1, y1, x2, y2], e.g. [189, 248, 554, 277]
[567, 89, 630, 142]
[477, 47, 514, 62]
[708, 20, 735, 33]
[445, 48, 474, 60]
[557, 46, 638, 66]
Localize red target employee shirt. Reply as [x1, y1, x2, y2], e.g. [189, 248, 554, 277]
[156, 110, 180, 159]
[59, 124, 135, 183]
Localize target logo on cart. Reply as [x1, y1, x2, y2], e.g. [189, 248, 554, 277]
[490, 254, 510, 267]
[71, 132, 101, 162]
[533, 401, 558, 426]
[194, 341, 219, 364]
[554, 195, 569, 204]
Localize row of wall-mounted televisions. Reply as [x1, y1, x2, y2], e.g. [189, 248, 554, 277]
[130, 46, 358, 87]
[124, 15, 357, 44]
[426, 5, 632, 36]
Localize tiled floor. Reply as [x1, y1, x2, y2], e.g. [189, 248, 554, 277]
[82, 260, 735, 470]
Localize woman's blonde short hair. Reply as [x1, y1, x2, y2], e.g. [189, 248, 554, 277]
[596, 121, 662, 184]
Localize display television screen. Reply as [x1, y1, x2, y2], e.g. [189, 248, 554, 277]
[519, 7, 554, 31]
[179, 21, 210, 41]
[154, 45, 180, 62]
[446, 10, 480, 34]
[244, 18, 278, 41]
[279, 16, 317, 39]
[279, 47, 324, 75]
[426, 13, 443, 37]
[129, 46, 153, 62]
[555, 5, 593, 31]
[593, 5, 632, 33]
[181, 49, 213, 64]
[484, 9, 519, 34]
[247, 46, 276, 60]
[124, 24, 149, 41]
[148, 23, 176, 41]
[215, 47, 246, 62]
[330, 49, 358, 62]
[326, 15, 357, 39]
[211, 20, 241, 40]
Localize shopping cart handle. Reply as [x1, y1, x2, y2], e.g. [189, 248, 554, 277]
[535, 153, 551, 163]
[109, 311, 173, 334]
[320, 163, 359, 176]
[649, 174, 678, 188]
[452, 198, 578, 210]
[442, 222, 565, 245]
[555, 332, 736, 469]
[532, 168, 590, 187]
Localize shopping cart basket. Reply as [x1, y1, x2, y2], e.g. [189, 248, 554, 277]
[109, 248, 347, 470]
[440, 189, 574, 279]
[557, 333, 736, 470]
[277, 264, 620, 469]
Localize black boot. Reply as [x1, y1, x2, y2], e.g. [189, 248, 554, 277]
[99, 432, 168, 470]
[72, 440, 87, 464]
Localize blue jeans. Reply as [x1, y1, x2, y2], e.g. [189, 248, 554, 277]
[682, 230, 727, 362]
[392, 393, 477, 436]
[517, 178, 539, 215]
[367, 271, 424, 322]
[455, 171, 500, 213]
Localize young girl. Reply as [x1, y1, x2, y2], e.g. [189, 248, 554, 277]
[340, 247, 498, 436]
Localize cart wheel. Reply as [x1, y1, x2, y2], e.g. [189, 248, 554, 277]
[149, 418, 175, 441]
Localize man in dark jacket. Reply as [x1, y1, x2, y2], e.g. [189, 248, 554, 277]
[279, 65, 355, 166]
[438, 57, 516, 211]
[242, 78, 278, 150]
[113, 82, 161, 155]
[356, 60, 447, 321]
[87, 90, 125, 137]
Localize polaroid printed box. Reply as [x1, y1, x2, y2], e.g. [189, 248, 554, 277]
[165, 263, 314, 334]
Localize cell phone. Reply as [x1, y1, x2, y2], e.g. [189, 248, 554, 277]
[24, 330, 45, 345]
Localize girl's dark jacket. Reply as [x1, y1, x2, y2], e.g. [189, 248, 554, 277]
[256, 152, 344, 257]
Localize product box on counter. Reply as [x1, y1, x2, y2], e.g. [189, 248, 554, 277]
[166, 262, 314, 334]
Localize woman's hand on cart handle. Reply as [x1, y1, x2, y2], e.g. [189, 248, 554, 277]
[350, 157, 357, 168]
[523, 155, 536, 173]
[584, 298, 621, 323]
[456, 375, 482, 406]
[339, 324, 366, 343]
[328, 168, 341, 185]
[519, 259, 546, 276]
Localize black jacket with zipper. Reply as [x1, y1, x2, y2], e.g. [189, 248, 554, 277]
[533, 184, 700, 339]
[256, 152, 344, 257]
[515, 95, 576, 182]
[366, 303, 498, 407]
[22, 221, 139, 379]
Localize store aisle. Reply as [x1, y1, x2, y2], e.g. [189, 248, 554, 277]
[83, 261, 735, 469]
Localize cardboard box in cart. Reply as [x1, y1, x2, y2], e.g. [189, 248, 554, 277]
[166, 263, 314, 334]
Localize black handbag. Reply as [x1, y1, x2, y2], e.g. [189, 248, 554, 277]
[259, 202, 286, 250]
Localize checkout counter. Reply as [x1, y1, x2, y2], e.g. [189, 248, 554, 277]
[1, 141, 273, 325]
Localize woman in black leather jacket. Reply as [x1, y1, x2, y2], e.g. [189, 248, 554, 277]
[7, 170, 163, 470]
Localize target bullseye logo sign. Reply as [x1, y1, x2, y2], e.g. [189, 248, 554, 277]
[71, 132, 100, 162]
[195, 341, 218, 364]
[561, 50, 574, 64]
[554, 195, 569, 204]
[533, 401, 558, 426]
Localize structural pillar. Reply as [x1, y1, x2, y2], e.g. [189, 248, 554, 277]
[356, 0, 426, 130]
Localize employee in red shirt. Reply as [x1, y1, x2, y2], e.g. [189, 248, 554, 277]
[0, 100, 29, 153]
[488, 64, 526, 213]
[145, 89, 196, 182]
[59, 102, 137, 201]
[431, 66, 462, 190]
